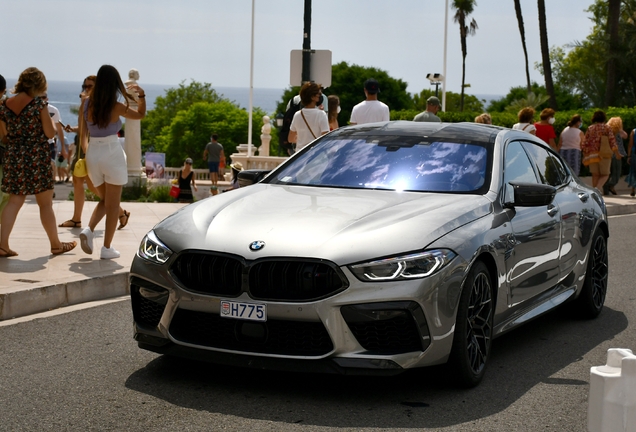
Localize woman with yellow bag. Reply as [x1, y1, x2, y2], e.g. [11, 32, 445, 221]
[583, 110, 620, 190]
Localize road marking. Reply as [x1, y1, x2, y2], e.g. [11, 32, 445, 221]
[0, 296, 129, 327]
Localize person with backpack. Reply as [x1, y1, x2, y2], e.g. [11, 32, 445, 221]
[288, 82, 329, 151]
[279, 93, 302, 156]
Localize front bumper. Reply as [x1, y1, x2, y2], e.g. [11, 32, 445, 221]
[130, 250, 466, 374]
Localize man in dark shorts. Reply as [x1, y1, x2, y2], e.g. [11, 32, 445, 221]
[203, 134, 224, 195]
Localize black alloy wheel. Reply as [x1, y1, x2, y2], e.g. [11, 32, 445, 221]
[576, 229, 608, 319]
[449, 261, 494, 387]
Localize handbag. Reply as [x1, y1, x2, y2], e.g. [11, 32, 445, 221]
[582, 152, 601, 166]
[74, 158, 87, 177]
[73, 138, 88, 177]
[169, 185, 181, 198]
[599, 134, 613, 158]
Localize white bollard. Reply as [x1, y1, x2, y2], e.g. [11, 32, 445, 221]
[588, 348, 636, 432]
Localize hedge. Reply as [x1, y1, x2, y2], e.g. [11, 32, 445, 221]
[391, 107, 636, 177]
[391, 107, 636, 135]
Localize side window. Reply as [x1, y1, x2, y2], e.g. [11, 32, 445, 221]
[504, 141, 537, 202]
[521, 142, 567, 187]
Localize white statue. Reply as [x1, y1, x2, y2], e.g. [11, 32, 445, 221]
[124, 69, 140, 102]
[123, 68, 143, 183]
[260, 115, 271, 156]
[127, 68, 139, 84]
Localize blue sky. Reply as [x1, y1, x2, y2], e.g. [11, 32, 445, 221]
[3, 0, 593, 96]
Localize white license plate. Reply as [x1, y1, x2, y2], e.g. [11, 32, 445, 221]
[220, 300, 267, 322]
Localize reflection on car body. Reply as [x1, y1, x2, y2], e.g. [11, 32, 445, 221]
[130, 121, 609, 387]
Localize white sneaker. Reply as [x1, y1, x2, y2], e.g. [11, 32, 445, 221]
[80, 228, 94, 254]
[100, 246, 120, 260]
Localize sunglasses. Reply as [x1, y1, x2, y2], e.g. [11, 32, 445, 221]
[82, 84, 94, 90]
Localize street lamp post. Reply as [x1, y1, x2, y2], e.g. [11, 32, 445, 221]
[302, 0, 312, 83]
[427, 73, 444, 98]
[442, 0, 449, 111]
[247, 0, 255, 158]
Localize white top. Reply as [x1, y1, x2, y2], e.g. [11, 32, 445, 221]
[350, 100, 390, 125]
[290, 108, 329, 150]
[560, 126, 583, 150]
[512, 122, 536, 134]
[47, 104, 61, 144]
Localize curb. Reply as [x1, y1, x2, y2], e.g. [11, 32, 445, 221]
[0, 273, 129, 321]
[606, 202, 636, 217]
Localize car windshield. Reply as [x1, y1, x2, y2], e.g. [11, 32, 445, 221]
[267, 136, 491, 193]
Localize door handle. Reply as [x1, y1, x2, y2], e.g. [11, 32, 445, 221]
[547, 205, 559, 217]
[578, 192, 589, 202]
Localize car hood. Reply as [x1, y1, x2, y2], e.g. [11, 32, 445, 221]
[154, 184, 492, 264]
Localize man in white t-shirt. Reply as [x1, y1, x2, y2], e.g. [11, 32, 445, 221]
[289, 82, 329, 151]
[349, 78, 390, 125]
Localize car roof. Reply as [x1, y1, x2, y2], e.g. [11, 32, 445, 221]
[330, 121, 503, 144]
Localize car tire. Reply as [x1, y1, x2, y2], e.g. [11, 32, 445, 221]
[448, 260, 494, 388]
[575, 229, 608, 319]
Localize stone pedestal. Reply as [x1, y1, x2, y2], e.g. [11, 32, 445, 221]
[237, 144, 257, 155]
[260, 134, 271, 157]
[124, 117, 144, 185]
[260, 115, 271, 157]
[124, 68, 145, 186]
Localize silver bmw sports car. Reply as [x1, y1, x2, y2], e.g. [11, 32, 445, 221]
[130, 121, 608, 387]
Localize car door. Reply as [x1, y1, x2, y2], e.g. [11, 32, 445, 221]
[520, 142, 582, 283]
[503, 140, 562, 305]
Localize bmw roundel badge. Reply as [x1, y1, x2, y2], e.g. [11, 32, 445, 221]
[249, 240, 266, 251]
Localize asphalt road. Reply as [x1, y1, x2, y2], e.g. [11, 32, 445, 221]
[1, 214, 635, 432]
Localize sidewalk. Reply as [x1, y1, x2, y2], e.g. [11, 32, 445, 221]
[1, 178, 636, 321]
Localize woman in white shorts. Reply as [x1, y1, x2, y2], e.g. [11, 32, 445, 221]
[78, 65, 146, 259]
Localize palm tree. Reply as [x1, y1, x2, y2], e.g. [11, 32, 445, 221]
[513, 0, 531, 95]
[605, 0, 621, 107]
[537, 0, 557, 109]
[452, 0, 478, 112]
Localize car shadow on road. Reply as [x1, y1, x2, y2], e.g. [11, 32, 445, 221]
[125, 306, 627, 429]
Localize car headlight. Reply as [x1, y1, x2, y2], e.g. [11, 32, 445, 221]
[349, 249, 456, 282]
[137, 230, 173, 264]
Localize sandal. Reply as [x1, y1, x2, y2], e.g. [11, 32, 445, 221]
[118, 210, 130, 230]
[51, 241, 77, 256]
[58, 219, 82, 228]
[0, 247, 18, 258]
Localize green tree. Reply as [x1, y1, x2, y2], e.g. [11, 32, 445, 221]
[274, 62, 413, 129]
[606, 0, 621, 106]
[487, 82, 586, 113]
[537, 0, 557, 109]
[141, 80, 224, 154]
[413, 89, 484, 113]
[549, 45, 604, 108]
[550, 0, 636, 108]
[452, 0, 478, 111]
[514, 0, 532, 94]
[153, 100, 266, 168]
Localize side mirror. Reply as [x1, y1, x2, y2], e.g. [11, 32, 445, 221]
[237, 169, 271, 187]
[507, 182, 556, 207]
